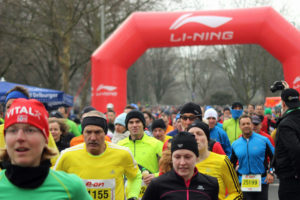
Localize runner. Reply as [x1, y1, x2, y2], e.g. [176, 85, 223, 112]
[0, 98, 91, 199]
[54, 110, 141, 200]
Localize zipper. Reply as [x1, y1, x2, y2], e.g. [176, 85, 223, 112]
[247, 139, 251, 174]
[133, 140, 136, 157]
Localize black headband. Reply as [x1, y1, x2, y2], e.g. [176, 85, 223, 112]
[81, 116, 108, 134]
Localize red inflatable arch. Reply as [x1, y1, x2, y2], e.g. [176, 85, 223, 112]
[92, 7, 300, 114]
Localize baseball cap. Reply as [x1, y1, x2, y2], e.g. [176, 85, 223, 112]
[281, 88, 300, 108]
[251, 115, 261, 125]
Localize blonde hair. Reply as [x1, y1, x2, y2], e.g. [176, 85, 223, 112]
[0, 146, 58, 164]
[48, 117, 69, 136]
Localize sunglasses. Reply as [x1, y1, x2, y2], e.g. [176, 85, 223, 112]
[180, 115, 198, 121]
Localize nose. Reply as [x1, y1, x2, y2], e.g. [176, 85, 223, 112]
[16, 129, 26, 141]
[90, 133, 97, 140]
[179, 157, 186, 165]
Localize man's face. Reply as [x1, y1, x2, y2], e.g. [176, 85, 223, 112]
[127, 118, 144, 137]
[252, 123, 261, 133]
[160, 113, 169, 125]
[143, 113, 152, 127]
[247, 105, 255, 114]
[107, 111, 116, 123]
[83, 125, 105, 155]
[172, 149, 197, 181]
[152, 127, 166, 142]
[239, 117, 253, 138]
[181, 113, 198, 130]
[207, 117, 217, 129]
[223, 110, 231, 118]
[115, 124, 126, 134]
[255, 105, 264, 116]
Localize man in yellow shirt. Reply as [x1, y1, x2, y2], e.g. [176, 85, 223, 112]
[54, 110, 142, 200]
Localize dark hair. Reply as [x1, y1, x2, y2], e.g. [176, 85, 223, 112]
[238, 114, 252, 124]
[6, 86, 30, 98]
[223, 107, 231, 112]
[106, 109, 115, 114]
[143, 110, 153, 120]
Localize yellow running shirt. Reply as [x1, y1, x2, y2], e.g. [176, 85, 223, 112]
[54, 142, 142, 200]
[196, 152, 242, 200]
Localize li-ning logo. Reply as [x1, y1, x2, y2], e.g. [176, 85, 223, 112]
[169, 14, 234, 42]
[293, 76, 300, 89]
[96, 84, 117, 97]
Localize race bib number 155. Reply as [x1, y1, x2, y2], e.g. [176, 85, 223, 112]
[84, 179, 115, 200]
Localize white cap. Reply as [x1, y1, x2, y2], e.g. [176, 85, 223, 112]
[106, 103, 114, 109]
[204, 108, 218, 120]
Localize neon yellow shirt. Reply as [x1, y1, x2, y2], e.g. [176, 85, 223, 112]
[196, 152, 242, 200]
[0, 124, 59, 167]
[54, 142, 142, 200]
[118, 133, 163, 174]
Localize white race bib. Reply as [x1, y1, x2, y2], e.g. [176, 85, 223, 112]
[241, 174, 261, 192]
[84, 179, 116, 200]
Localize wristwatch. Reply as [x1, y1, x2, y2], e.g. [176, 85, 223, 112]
[268, 170, 275, 176]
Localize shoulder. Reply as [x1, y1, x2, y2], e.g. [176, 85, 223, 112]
[106, 142, 132, 155]
[117, 137, 130, 146]
[49, 169, 84, 187]
[232, 137, 243, 147]
[196, 172, 219, 187]
[143, 134, 163, 146]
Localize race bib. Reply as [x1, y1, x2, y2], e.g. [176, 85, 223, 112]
[241, 174, 261, 192]
[138, 181, 147, 199]
[84, 179, 116, 200]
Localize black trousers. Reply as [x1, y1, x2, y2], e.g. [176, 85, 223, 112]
[242, 184, 268, 200]
[278, 177, 300, 200]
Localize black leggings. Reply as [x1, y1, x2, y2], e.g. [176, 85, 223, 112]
[242, 184, 269, 200]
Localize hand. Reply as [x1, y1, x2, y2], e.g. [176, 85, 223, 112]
[264, 173, 274, 184]
[282, 81, 289, 89]
[143, 174, 155, 185]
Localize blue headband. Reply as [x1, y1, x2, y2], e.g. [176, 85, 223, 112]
[5, 91, 29, 104]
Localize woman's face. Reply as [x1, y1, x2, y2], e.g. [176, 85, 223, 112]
[5, 123, 46, 167]
[49, 122, 62, 142]
[188, 127, 208, 152]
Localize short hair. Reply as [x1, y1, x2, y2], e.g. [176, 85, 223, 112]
[6, 86, 30, 98]
[48, 118, 69, 136]
[143, 110, 153, 120]
[248, 104, 255, 109]
[82, 110, 106, 120]
[223, 107, 231, 112]
[239, 114, 252, 124]
[256, 104, 264, 109]
[124, 105, 136, 110]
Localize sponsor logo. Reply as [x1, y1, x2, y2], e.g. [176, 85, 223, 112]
[17, 115, 28, 122]
[85, 180, 105, 188]
[6, 106, 41, 120]
[293, 76, 300, 89]
[197, 185, 205, 190]
[177, 144, 183, 148]
[96, 84, 117, 97]
[169, 14, 233, 42]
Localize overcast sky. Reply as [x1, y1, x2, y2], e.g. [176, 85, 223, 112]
[163, 0, 300, 27]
